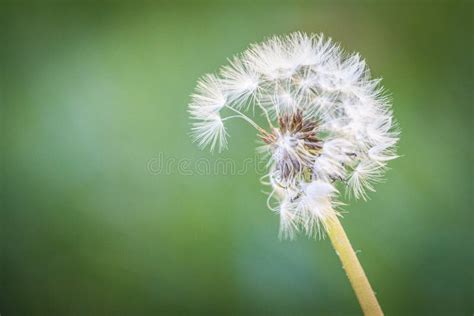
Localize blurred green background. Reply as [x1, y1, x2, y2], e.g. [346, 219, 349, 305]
[1, 1, 472, 315]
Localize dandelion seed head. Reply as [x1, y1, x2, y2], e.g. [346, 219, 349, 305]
[188, 32, 399, 238]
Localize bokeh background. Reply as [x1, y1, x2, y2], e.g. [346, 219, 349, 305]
[1, 1, 472, 315]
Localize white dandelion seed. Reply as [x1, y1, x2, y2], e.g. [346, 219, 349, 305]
[188, 32, 399, 238]
[220, 57, 260, 109]
[191, 114, 228, 153]
[295, 180, 339, 238]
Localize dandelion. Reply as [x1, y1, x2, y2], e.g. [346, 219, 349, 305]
[188, 32, 399, 315]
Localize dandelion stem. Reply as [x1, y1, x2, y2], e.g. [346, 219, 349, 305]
[326, 216, 383, 316]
